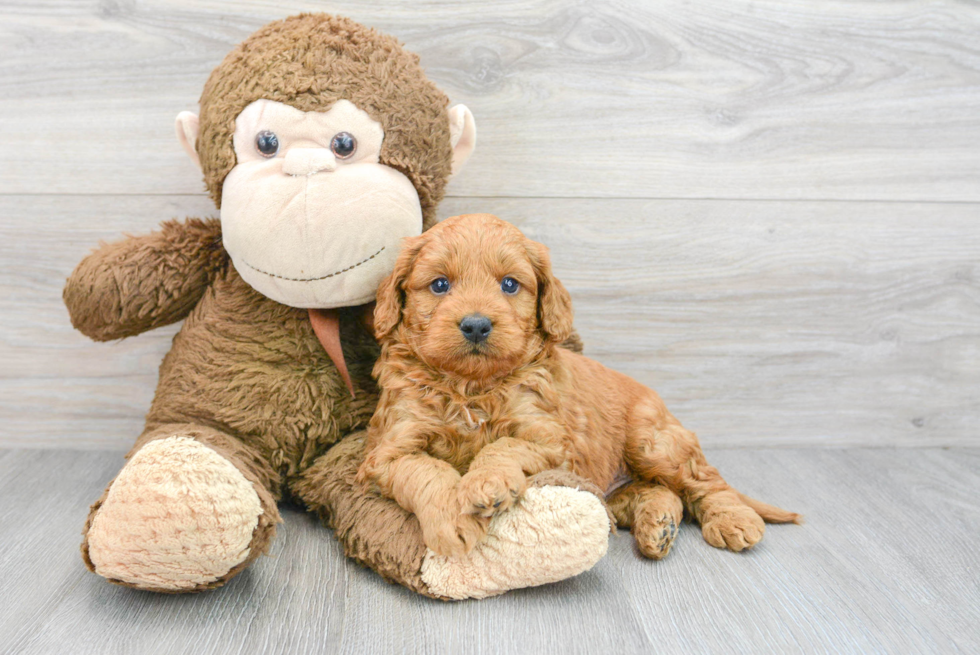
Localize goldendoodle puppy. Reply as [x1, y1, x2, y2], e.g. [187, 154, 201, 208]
[358, 214, 800, 558]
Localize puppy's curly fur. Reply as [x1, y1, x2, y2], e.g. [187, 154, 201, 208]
[358, 214, 800, 558]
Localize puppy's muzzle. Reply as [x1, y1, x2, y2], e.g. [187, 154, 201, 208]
[459, 314, 492, 344]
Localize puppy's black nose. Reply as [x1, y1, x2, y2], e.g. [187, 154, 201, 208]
[459, 314, 493, 344]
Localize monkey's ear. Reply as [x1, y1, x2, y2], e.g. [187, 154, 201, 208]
[374, 235, 426, 342]
[175, 111, 202, 171]
[448, 105, 476, 177]
[528, 240, 574, 344]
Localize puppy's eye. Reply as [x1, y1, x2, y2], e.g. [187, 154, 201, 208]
[430, 277, 451, 295]
[500, 277, 520, 295]
[330, 132, 357, 159]
[255, 130, 279, 157]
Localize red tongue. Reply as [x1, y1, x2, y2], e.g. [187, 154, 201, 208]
[308, 308, 355, 398]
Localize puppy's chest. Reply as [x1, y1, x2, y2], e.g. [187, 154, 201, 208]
[425, 401, 508, 472]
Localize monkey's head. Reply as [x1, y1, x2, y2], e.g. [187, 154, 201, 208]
[175, 14, 476, 309]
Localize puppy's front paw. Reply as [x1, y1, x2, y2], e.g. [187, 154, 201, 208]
[420, 511, 490, 557]
[421, 515, 469, 558]
[634, 511, 679, 560]
[700, 501, 765, 552]
[458, 467, 526, 518]
[455, 513, 491, 554]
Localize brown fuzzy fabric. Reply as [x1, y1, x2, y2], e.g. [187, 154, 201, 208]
[142, 264, 382, 479]
[64, 218, 226, 341]
[197, 13, 453, 228]
[62, 215, 382, 483]
[81, 423, 283, 593]
[290, 431, 435, 597]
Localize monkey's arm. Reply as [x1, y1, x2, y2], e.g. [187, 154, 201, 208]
[64, 217, 226, 341]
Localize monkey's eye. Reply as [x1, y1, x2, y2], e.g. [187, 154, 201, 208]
[330, 132, 357, 159]
[501, 277, 520, 295]
[255, 131, 279, 157]
[429, 277, 451, 295]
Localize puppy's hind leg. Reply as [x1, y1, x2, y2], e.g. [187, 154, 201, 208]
[626, 395, 791, 553]
[608, 481, 683, 560]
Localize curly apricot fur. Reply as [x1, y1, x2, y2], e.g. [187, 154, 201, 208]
[359, 214, 801, 558]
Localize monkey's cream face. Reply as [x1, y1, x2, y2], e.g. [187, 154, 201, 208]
[220, 99, 424, 308]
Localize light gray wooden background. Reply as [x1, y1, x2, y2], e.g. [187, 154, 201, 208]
[1, 1, 979, 654]
[2, 0, 978, 449]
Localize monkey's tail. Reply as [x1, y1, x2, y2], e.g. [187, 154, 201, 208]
[738, 492, 804, 524]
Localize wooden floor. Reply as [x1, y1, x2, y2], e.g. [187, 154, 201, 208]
[2, 447, 978, 655]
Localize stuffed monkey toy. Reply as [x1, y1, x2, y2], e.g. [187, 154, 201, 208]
[64, 14, 612, 600]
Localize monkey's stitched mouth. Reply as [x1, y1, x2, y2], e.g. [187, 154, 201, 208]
[240, 246, 386, 282]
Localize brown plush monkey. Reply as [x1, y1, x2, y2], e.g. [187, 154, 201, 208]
[64, 14, 612, 600]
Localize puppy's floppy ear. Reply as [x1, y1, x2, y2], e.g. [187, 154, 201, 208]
[374, 234, 426, 341]
[527, 240, 574, 344]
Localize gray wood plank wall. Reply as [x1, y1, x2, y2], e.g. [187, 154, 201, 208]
[1, 0, 978, 449]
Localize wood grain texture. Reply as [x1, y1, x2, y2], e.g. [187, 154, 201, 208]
[2, 447, 978, 654]
[2, 194, 977, 449]
[1, 0, 979, 200]
[3, 2, 978, 651]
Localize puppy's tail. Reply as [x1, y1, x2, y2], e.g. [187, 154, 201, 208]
[738, 492, 803, 524]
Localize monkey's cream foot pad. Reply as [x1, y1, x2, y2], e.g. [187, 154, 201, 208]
[85, 436, 264, 591]
[420, 485, 612, 600]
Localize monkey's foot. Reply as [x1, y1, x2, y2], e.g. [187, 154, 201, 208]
[420, 473, 613, 600]
[83, 436, 267, 591]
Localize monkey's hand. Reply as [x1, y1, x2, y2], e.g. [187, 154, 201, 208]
[64, 217, 226, 341]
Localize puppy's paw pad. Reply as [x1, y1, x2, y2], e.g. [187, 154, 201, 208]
[458, 470, 525, 518]
[634, 514, 679, 560]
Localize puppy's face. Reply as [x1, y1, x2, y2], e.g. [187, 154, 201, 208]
[375, 214, 573, 381]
